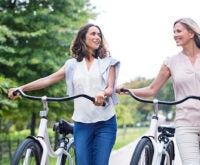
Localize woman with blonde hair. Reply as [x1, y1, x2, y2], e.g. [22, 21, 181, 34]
[117, 17, 200, 165]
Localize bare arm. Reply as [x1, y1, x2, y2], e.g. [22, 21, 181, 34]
[117, 64, 171, 98]
[8, 65, 65, 99]
[95, 66, 115, 106]
[104, 66, 115, 97]
[133, 64, 171, 97]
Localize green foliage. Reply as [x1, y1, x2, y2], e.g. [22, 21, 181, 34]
[0, 0, 175, 134]
[115, 104, 132, 126]
[0, 0, 96, 83]
[119, 77, 175, 126]
[0, 77, 19, 133]
[0, 128, 55, 141]
[0, 0, 97, 133]
[156, 79, 175, 120]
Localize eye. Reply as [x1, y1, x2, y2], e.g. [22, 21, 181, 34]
[91, 32, 96, 36]
[90, 31, 102, 38]
[174, 29, 181, 34]
[98, 33, 102, 38]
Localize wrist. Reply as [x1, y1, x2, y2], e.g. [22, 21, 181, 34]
[100, 90, 106, 96]
[102, 88, 112, 97]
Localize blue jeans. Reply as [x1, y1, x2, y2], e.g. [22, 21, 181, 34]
[74, 115, 117, 165]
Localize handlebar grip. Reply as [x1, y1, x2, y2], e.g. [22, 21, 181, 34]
[120, 88, 128, 93]
[13, 90, 19, 96]
[102, 101, 106, 106]
[91, 97, 106, 106]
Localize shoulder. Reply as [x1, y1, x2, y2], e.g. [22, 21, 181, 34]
[164, 52, 181, 66]
[99, 56, 120, 66]
[65, 58, 77, 68]
[167, 52, 182, 60]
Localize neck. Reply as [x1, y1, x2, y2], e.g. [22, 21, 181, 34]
[182, 44, 200, 57]
[85, 55, 94, 62]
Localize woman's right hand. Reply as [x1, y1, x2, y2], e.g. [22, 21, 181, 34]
[8, 88, 20, 99]
[116, 85, 125, 94]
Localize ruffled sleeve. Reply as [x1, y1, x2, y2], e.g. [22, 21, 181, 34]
[65, 58, 77, 96]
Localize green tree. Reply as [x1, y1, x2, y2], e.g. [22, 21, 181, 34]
[0, 0, 96, 134]
[0, 77, 19, 133]
[116, 104, 132, 127]
[123, 77, 154, 124]
[156, 79, 175, 120]
[119, 77, 175, 125]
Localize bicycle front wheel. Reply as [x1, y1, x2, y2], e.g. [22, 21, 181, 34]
[130, 137, 154, 165]
[11, 138, 42, 165]
[60, 138, 76, 165]
[160, 140, 175, 165]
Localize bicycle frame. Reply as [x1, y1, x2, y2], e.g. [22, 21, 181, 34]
[12, 89, 99, 165]
[24, 96, 74, 165]
[143, 99, 171, 165]
[120, 88, 198, 165]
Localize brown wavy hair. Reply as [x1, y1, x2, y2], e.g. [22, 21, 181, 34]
[70, 23, 109, 62]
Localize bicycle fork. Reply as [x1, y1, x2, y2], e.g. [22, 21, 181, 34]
[152, 141, 170, 165]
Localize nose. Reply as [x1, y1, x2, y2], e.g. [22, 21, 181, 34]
[173, 32, 178, 39]
[95, 34, 101, 40]
[96, 36, 100, 41]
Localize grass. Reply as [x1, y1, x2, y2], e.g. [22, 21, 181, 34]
[113, 127, 147, 150]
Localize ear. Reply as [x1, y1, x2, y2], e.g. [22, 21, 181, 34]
[189, 31, 195, 39]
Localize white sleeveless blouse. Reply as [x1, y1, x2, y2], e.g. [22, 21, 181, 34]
[72, 58, 115, 123]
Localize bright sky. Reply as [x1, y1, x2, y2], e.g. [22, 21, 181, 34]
[89, 0, 200, 84]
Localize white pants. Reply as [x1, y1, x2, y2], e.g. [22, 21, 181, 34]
[175, 126, 200, 165]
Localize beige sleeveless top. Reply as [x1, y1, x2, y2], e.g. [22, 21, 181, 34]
[164, 52, 200, 127]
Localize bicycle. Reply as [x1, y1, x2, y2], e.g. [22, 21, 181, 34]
[11, 88, 103, 165]
[120, 88, 200, 165]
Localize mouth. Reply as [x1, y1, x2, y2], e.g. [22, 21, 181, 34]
[93, 40, 100, 46]
[174, 37, 181, 43]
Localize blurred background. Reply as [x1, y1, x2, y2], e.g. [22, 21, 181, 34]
[1, 0, 197, 164]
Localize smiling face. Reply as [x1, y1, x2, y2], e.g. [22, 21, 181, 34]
[84, 26, 101, 52]
[70, 24, 107, 61]
[173, 22, 194, 47]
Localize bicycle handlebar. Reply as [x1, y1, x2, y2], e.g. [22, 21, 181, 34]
[120, 88, 200, 105]
[13, 89, 106, 106]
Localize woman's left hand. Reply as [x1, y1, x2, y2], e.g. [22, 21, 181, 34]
[94, 91, 106, 106]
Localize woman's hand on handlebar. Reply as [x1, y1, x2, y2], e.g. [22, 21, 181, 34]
[116, 85, 128, 95]
[94, 90, 107, 106]
[8, 88, 20, 99]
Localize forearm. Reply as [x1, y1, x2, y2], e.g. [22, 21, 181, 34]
[117, 84, 158, 97]
[20, 66, 65, 92]
[132, 86, 157, 98]
[19, 77, 53, 91]
[118, 64, 170, 98]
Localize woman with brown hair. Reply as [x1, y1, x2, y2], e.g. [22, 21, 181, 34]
[9, 23, 120, 165]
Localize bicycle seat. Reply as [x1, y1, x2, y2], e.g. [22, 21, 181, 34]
[158, 125, 175, 135]
[53, 119, 74, 135]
